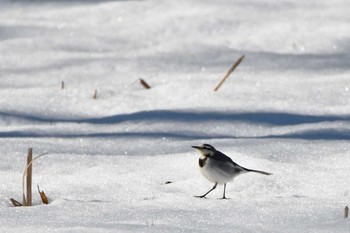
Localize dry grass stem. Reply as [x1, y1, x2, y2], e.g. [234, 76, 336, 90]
[139, 79, 151, 89]
[24, 148, 33, 206]
[213, 55, 245, 92]
[37, 185, 49, 205]
[10, 198, 22, 207]
[22, 152, 48, 206]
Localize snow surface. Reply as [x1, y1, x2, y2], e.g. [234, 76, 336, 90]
[1, 0, 350, 232]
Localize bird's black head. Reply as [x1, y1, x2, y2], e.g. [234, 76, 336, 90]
[191, 144, 216, 157]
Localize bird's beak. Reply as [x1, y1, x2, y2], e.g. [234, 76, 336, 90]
[191, 146, 202, 149]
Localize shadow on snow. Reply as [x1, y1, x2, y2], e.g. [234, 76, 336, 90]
[0, 110, 350, 140]
[0, 128, 350, 140]
[1, 109, 349, 125]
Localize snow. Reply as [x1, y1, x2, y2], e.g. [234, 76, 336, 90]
[1, 0, 350, 232]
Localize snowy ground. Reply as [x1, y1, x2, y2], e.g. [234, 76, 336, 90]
[1, 0, 350, 232]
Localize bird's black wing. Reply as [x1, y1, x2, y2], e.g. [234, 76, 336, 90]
[211, 150, 272, 175]
[211, 151, 239, 166]
[211, 151, 247, 175]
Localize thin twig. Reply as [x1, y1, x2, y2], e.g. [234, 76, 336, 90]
[25, 148, 33, 206]
[22, 153, 49, 206]
[10, 198, 22, 207]
[213, 55, 245, 92]
[37, 185, 49, 205]
[139, 79, 151, 89]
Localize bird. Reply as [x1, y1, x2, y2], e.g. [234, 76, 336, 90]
[192, 144, 272, 199]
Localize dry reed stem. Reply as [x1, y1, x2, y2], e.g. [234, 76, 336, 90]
[22, 153, 48, 206]
[37, 185, 49, 205]
[139, 79, 151, 89]
[24, 148, 33, 206]
[213, 55, 245, 92]
[10, 198, 22, 207]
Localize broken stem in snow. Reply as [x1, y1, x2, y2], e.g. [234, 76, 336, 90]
[22, 152, 49, 206]
[213, 55, 245, 92]
[139, 79, 151, 89]
[24, 148, 33, 206]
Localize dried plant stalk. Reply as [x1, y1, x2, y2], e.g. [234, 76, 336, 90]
[93, 89, 97, 99]
[213, 55, 245, 92]
[22, 152, 48, 206]
[10, 198, 22, 207]
[139, 79, 151, 89]
[37, 185, 49, 205]
[10, 151, 48, 207]
[25, 148, 33, 206]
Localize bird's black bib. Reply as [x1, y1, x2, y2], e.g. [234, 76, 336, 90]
[199, 157, 207, 168]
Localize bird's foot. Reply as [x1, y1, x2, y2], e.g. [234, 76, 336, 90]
[194, 195, 207, 199]
[219, 196, 230, 200]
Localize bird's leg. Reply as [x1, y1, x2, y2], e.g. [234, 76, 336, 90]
[195, 183, 217, 198]
[220, 183, 229, 199]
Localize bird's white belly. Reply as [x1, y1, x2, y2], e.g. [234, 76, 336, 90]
[200, 158, 239, 184]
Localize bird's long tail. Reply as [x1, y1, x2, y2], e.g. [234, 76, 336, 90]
[244, 168, 272, 175]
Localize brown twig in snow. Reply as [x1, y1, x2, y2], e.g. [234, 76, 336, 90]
[213, 55, 245, 92]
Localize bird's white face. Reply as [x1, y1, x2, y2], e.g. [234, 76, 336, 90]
[191, 144, 216, 157]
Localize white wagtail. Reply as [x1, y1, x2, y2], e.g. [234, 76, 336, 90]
[192, 144, 272, 199]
